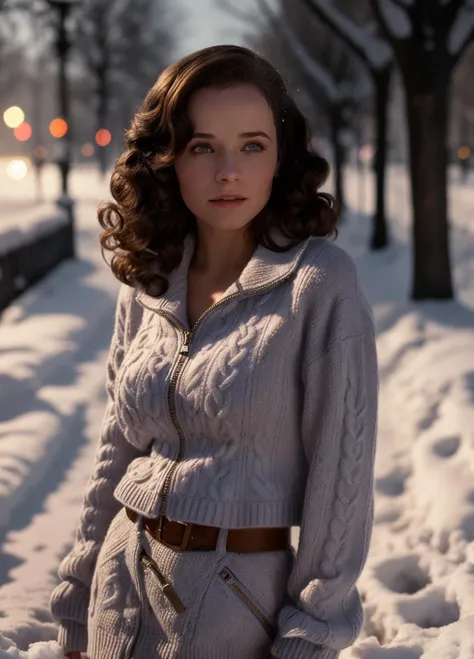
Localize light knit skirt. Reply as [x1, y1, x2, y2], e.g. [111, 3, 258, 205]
[87, 506, 294, 659]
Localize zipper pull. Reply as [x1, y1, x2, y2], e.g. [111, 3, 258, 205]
[140, 552, 186, 613]
[180, 330, 191, 356]
[162, 583, 186, 613]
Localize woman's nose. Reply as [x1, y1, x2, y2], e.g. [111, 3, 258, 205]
[215, 157, 241, 183]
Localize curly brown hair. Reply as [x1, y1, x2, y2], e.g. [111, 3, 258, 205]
[98, 44, 338, 296]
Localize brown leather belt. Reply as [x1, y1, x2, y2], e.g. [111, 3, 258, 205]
[125, 507, 290, 553]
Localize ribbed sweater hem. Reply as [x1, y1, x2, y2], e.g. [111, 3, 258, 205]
[57, 621, 88, 654]
[87, 625, 129, 659]
[114, 478, 302, 528]
[176, 648, 269, 658]
[272, 637, 339, 659]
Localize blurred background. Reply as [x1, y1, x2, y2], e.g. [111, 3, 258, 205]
[0, 0, 474, 309]
[0, 0, 473, 306]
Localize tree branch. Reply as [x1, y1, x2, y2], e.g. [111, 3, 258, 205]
[442, 0, 467, 28]
[390, 0, 411, 11]
[257, 0, 340, 103]
[450, 13, 474, 66]
[302, 0, 392, 70]
[369, 0, 395, 44]
[215, 0, 259, 24]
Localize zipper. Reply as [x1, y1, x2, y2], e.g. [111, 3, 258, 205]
[137, 270, 295, 518]
[219, 567, 275, 638]
[139, 549, 186, 613]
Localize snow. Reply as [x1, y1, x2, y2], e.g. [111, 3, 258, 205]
[0, 204, 69, 256]
[377, 0, 412, 39]
[1, 163, 474, 657]
[0, 637, 66, 658]
[0, 161, 101, 256]
[310, 0, 393, 69]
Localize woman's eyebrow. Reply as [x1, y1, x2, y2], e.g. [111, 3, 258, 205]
[191, 131, 271, 140]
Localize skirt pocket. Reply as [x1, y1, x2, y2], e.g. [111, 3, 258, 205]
[187, 549, 292, 656]
[135, 535, 218, 648]
[219, 566, 275, 638]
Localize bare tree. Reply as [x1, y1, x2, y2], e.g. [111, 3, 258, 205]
[73, 0, 175, 175]
[255, 0, 371, 215]
[366, 0, 474, 298]
[0, 3, 30, 97]
[301, 0, 394, 252]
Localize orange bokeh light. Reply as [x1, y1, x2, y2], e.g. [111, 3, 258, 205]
[49, 118, 68, 138]
[14, 122, 32, 142]
[458, 146, 471, 160]
[95, 129, 111, 147]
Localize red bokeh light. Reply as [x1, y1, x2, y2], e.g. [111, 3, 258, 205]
[95, 129, 112, 147]
[14, 122, 32, 142]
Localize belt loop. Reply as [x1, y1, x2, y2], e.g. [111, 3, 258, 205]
[216, 528, 229, 554]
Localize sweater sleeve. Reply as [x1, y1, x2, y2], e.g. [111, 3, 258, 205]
[49, 284, 147, 654]
[271, 293, 378, 659]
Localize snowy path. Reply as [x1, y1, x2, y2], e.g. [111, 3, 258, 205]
[1, 165, 474, 657]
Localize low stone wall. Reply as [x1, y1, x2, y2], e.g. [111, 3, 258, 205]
[0, 202, 75, 312]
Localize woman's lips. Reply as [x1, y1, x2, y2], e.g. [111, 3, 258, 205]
[209, 199, 247, 208]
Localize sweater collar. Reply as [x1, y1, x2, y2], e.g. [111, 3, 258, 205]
[135, 227, 312, 329]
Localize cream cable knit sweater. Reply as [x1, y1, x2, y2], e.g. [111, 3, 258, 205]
[49, 230, 378, 659]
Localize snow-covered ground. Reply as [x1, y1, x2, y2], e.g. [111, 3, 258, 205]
[0, 163, 474, 658]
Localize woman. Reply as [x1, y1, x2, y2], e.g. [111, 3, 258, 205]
[50, 45, 378, 659]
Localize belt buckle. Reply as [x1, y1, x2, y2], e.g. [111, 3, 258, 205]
[156, 516, 193, 551]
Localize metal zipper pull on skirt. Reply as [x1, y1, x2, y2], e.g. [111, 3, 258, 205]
[140, 551, 186, 613]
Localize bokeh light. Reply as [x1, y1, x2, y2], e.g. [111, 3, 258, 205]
[3, 106, 25, 128]
[7, 159, 28, 180]
[81, 142, 95, 157]
[49, 118, 68, 138]
[458, 146, 471, 160]
[13, 122, 32, 142]
[95, 129, 112, 147]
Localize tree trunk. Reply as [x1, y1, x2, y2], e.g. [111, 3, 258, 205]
[370, 65, 392, 250]
[405, 73, 453, 299]
[330, 105, 346, 217]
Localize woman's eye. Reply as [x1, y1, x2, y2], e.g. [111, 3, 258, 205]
[192, 144, 212, 154]
[190, 142, 264, 154]
[244, 142, 264, 152]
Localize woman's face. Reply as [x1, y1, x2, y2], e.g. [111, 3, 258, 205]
[174, 84, 279, 234]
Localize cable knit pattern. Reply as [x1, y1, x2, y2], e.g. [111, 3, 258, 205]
[115, 312, 176, 451]
[204, 313, 263, 501]
[314, 366, 365, 607]
[249, 291, 290, 501]
[49, 231, 378, 659]
[272, 335, 377, 659]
